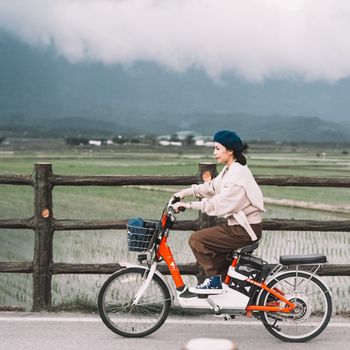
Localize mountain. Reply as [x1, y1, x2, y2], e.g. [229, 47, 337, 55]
[1, 113, 350, 143]
[1, 31, 350, 142]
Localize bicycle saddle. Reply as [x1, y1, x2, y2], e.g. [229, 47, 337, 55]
[236, 240, 260, 254]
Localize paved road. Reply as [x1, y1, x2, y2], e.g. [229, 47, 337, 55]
[0, 313, 349, 350]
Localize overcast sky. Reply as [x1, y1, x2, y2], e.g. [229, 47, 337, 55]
[1, 0, 350, 82]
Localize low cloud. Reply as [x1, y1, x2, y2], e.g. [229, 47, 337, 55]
[1, 0, 350, 82]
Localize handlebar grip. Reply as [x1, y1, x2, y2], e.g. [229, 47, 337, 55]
[169, 195, 181, 205]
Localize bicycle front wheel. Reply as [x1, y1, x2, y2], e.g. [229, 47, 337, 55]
[98, 267, 171, 337]
[259, 271, 332, 342]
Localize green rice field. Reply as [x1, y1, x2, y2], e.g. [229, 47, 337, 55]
[0, 141, 350, 312]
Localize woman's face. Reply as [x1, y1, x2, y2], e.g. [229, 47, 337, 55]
[213, 142, 234, 165]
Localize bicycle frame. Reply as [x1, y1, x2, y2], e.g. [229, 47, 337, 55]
[245, 279, 295, 314]
[156, 235, 186, 289]
[150, 222, 296, 316]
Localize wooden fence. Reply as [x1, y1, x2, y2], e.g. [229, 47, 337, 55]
[0, 162, 350, 311]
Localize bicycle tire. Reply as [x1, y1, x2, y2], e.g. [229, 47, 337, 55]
[258, 271, 332, 342]
[98, 267, 171, 337]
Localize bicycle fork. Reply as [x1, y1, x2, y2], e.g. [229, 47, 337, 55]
[132, 235, 185, 306]
[132, 262, 158, 306]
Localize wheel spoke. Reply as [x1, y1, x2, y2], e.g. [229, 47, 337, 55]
[98, 268, 170, 337]
[260, 271, 332, 342]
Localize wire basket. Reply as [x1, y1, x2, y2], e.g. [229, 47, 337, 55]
[127, 219, 159, 252]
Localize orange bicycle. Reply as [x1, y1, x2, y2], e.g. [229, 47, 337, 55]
[98, 197, 332, 342]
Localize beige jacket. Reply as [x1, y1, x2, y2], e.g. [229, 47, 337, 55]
[184, 162, 264, 239]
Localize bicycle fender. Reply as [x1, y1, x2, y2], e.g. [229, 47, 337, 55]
[118, 261, 173, 297]
[266, 269, 331, 289]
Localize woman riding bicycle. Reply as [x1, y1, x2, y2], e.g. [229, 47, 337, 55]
[172, 130, 265, 294]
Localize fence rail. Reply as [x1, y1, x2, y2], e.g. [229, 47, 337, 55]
[1, 162, 350, 311]
[1, 217, 350, 231]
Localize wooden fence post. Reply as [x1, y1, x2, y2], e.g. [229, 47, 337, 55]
[32, 163, 54, 311]
[198, 163, 218, 230]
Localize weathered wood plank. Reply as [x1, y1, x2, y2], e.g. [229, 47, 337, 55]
[268, 264, 350, 276]
[317, 264, 350, 276]
[53, 219, 200, 231]
[1, 217, 349, 232]
[0, 218, 34, 229]
[0, 174, 33, 185]
[0, 262, 33, 273]
[50, 262, 199, 275]
[50, 263, 123, 274]
[3, 261, 348, 277]
[53, 219, 128, 230]
[52, 174, 350, 187]
[52, 218, 350, 232]
[262, 219, 350, 232]
[2, 173, 349, 188]
[52, 175, 199, 186]
[48, 262, 350, 276]
[255, 176, 350, 187]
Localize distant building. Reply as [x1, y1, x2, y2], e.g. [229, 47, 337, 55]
[195, 139, 214, 147]
[89, 140, 102, 146]
[159, 140, 182, 146]
[175, 130, 201, 140]
[88, 139, 114, 146]
[157, 130, 201, 141]
[157, 132, 215, 147]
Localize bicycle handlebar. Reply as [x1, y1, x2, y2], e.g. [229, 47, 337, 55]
[167, 195, 186, 213]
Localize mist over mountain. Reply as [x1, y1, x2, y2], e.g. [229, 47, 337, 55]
[1, 31, 350, 142]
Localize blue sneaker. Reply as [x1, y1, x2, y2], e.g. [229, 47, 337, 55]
[189, 275, 223, 294]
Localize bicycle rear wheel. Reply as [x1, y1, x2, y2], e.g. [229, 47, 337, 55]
[98, 267, 171, 337]
[259, 271, 332, 342]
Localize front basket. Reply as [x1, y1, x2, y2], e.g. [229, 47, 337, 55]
[127, 219, 159, 252]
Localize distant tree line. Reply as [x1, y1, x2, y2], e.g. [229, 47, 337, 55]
[170, 134, 195, 145]
[64, 135, 156, 146]
[65, 137, 90, 146]
[64, 134, 198, 146]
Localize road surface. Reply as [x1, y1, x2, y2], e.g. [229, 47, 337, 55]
[0, 312, 349, 350]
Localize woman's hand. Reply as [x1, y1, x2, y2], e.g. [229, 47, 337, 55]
[172, 187, 194, 200]
[173, 191, 185, 199]
[171, 201, 189, 213]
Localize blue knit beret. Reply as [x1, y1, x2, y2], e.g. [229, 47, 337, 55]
[213, 130, 245, 153]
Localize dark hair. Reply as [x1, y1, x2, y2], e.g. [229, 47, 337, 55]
[234, 142, 248, 165]
[213, 130, 248, 165]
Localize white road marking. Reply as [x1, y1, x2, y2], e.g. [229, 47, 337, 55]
[0, 316, 349, 327]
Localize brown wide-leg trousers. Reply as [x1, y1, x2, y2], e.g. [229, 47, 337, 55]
[189, 223, 262, 278]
